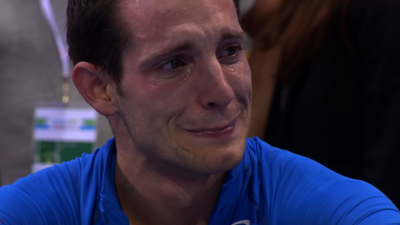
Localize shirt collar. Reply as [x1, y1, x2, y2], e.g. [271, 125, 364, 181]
[96, 138, 252, 224]
[98, 138, 130, 224]
[208, 139, 253, 223]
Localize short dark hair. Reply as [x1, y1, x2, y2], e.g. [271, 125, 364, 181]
[67, 0, 240, 86]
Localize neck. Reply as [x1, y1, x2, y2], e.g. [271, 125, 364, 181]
[115, 152, 226, 225]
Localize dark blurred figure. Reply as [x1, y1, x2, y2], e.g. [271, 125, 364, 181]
[241, 0, 400, 206]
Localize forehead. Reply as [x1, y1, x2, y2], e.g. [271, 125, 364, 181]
[119, 0, 241, 45]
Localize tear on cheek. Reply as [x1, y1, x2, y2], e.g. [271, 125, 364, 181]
[183, 66, 191, 81]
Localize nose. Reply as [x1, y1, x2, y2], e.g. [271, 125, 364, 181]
[198, 58, 235, 110]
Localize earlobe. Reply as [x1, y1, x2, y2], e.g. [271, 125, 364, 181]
[72, 62, 118, 116]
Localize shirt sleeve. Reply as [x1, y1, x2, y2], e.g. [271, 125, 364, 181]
[269, 148, 400, 224]
[304, 180, 400, 224]
[0, 163, 81, 225]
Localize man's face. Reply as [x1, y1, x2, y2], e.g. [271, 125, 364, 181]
[114, 0, 252, 176]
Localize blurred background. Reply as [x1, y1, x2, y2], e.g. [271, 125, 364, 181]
[0, 0, 113, 185]
[240, 0, 400, 207]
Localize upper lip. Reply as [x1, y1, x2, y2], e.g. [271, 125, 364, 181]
[186, 117, 238, 133]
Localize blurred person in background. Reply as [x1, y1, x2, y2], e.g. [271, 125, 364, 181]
[241, 0, 400, 206]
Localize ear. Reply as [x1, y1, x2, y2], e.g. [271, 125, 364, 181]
[72, 62, 118, 116]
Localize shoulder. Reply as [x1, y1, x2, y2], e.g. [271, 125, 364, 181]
[244, 137, 400, 224]
[0, 138, 116, 224]
[244, 137, 345, 201]
[245, 137, 329, 176]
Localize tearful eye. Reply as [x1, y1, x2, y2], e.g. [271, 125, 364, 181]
[218, 45, 242, 65]
[161, 59, 187, 71]
[226, 46, 238, 56]
[220, 46, 239, 58]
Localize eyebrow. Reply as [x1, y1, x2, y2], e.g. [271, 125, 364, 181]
[138, 28, 244, 70]
[220, 29, 244, 42]
[137, 42, 195, 71]
[154, 28, 244, 57]
[152, 42, 196, 60]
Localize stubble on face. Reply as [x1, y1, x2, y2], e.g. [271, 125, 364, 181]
[112, 0, 252, 178]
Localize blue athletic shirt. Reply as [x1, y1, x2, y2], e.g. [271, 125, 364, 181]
[0, 137, 399, 224]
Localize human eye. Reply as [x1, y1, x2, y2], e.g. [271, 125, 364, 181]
[160, 58, 188, 72]
[220, 46, 240, 58]
[218, 45, 242, 64]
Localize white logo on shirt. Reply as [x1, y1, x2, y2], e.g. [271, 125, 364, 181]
[231, 220, 250, 225]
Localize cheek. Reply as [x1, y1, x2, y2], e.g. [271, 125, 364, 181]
[231, 60, 252, 100]
[128, 89, 187, 128]
[123, 74, 191, 114]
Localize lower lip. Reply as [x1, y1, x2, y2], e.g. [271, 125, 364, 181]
[188, 120, 238, 139]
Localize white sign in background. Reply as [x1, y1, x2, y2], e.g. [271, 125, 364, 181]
[34, 107, 97, 142]
[33, 107, 98, 172]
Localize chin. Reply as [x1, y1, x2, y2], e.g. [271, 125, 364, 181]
[205, 140, 247, 174]
[171, 130, 248, 175]
[222, 146, 246, 170]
